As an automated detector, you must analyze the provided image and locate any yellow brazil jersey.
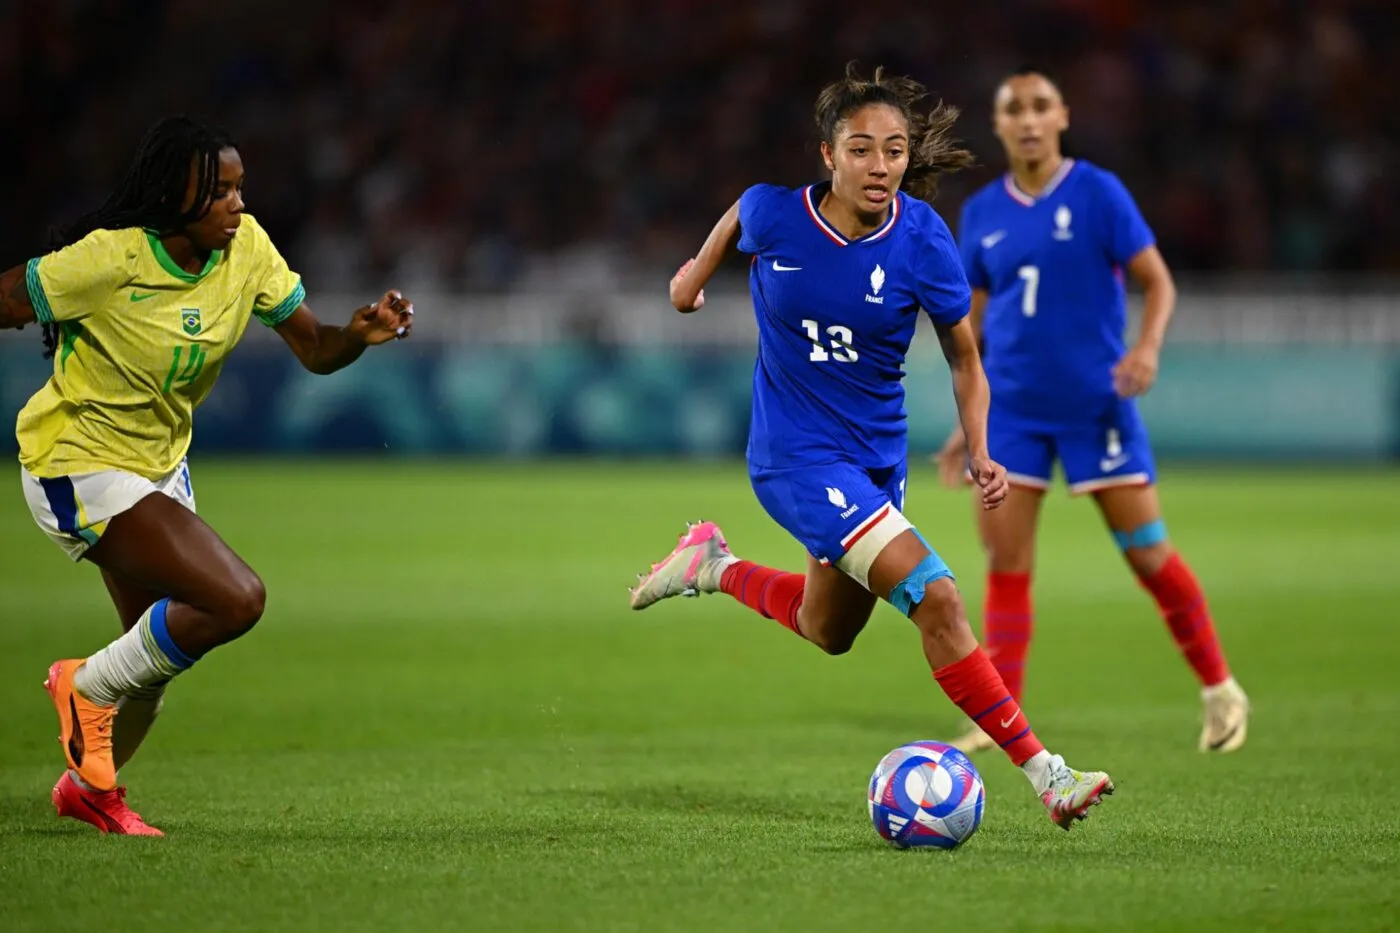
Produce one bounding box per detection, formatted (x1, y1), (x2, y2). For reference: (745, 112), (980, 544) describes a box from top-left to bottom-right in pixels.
(16, 214), (303, 481)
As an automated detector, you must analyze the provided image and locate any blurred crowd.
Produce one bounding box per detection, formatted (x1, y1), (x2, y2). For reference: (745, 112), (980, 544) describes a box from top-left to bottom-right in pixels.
(5, 0), (1397, 294)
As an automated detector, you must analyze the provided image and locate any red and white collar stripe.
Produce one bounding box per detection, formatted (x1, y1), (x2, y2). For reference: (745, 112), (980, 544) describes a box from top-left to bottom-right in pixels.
(803, 184), (901, 246)
(1003, 158), (1076, 207)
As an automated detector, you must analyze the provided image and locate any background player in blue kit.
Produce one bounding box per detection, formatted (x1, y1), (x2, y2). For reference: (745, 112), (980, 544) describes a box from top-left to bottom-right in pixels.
(935, 70), (1249, 754)
(629, 63), (1113, 831)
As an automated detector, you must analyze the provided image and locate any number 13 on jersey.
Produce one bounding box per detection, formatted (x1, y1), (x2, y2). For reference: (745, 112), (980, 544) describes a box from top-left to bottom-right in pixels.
(803, 319), (858, 363)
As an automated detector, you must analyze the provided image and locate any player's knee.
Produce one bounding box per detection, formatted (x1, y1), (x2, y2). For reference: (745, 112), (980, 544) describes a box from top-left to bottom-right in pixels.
(910, 578), (965, 636)
(810, 625), (860, 656)
(1112, 520), (1173, 578)
(798, 609), (861, 655)
(219, 571), (266, 638)
(1126, 541), (1173, 579)
(983, 538), (1034, 574)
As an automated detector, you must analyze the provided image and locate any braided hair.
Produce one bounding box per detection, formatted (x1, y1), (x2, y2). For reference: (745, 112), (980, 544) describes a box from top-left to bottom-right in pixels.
(41, 115), (235, 357)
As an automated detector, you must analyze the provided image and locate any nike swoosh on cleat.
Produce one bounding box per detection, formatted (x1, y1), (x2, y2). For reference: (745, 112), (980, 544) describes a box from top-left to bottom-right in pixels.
(67, 693), (84, 766)
(1210, 725), (1241, 750)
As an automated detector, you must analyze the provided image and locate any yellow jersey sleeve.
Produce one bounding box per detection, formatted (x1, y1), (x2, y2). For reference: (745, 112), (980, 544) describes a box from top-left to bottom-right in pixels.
(245, 216), (305, 328)
(26, 229), (136, 325)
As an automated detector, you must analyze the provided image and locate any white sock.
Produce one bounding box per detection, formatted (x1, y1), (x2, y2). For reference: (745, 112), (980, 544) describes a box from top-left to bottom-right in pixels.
(697, 555), (740, 593)
(74, 602), (192, 706)
(113, 681), (168, 771)
(1021, 749), (1056, 795)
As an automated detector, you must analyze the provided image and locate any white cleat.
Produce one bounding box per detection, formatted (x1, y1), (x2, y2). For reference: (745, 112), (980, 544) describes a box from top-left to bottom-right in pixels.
(1200, 677), (1249, 753)
(1040, 755), (1114, 831)
(628, 521), (734, 611)
(949, 722), (996, 754)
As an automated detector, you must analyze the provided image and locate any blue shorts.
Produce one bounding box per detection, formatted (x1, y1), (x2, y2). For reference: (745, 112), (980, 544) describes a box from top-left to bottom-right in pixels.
(988, 402), (1157, 495)
(750, 459), (908, 565)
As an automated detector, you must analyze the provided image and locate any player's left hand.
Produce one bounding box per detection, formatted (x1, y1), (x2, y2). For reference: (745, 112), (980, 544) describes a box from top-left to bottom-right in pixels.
(349, 290), (415, 345)
(968, 456), (1008, 511)
(1113, 343), (1159, 397)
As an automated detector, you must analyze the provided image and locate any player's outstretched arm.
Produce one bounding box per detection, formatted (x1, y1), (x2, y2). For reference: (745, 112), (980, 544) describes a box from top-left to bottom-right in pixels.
(1113, 246), (1175, 397)
(0, 263), (37, 330)
(936, 315), (1006, 510)
(670, 201), (740, 313)
(274, 289), (414, 375)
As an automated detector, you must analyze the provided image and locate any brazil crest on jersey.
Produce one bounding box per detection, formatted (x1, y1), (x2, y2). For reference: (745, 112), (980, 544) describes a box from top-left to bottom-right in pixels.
(957, 159), (1155, 424)
(737, 183), (970, 470)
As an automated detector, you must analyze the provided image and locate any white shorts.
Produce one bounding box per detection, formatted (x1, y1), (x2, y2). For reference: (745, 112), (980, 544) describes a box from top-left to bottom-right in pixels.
(20, 460), (196, 561)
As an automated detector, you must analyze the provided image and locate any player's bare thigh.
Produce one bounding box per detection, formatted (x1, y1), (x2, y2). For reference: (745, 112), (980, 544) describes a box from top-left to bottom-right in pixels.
(796, 552), (878, 655)
(975, 483), (1045, 575)
(1093, 482), (1172, 576)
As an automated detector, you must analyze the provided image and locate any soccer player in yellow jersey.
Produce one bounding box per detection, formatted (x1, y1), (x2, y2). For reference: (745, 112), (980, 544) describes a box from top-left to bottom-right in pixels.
(0, 116), (415, 836)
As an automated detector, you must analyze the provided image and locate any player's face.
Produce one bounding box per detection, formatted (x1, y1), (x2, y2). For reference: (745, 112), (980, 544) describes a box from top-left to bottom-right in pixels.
(182, 147), (245, 251)
(822, 104), (909, 218)
(993, 75), (1069, 165)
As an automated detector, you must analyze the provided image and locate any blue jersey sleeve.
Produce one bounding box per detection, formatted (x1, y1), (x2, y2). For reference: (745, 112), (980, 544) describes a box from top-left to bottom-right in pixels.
(1095, 171), (1155, 266)
(914, 216), (972, 326)
(737, 184), (784, 255)
(957, 198), (990, 290)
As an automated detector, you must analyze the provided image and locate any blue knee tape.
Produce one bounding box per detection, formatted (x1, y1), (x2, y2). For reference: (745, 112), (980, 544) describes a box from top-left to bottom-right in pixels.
(888, 552), (955, 617)
(1112, 519), (1167, 551)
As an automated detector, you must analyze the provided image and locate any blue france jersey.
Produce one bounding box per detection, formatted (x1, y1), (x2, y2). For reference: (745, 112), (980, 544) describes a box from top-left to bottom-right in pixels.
(738, 183), (970, 470)
(958, 159), (1155, 423)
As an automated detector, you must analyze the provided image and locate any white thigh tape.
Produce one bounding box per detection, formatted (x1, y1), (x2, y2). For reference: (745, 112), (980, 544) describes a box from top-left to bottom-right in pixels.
(835, 505), (914, 590)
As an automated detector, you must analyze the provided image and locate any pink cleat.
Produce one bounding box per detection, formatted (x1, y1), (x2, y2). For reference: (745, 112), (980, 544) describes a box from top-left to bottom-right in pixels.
(628, 520), (735, 610)
(52, 771), (164, 836)
(1039, 755), (1114, 831)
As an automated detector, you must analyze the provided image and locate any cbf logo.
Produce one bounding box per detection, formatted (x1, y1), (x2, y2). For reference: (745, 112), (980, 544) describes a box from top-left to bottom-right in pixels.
(864, 264), (886, 305)
(181, 308), (202, 336)
(1053, 205), (1073, 241)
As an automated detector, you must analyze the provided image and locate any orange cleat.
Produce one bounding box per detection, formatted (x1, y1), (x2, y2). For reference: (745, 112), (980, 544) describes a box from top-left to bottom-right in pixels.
(52, 771), (163, 836)
(43, 660), (116, 793)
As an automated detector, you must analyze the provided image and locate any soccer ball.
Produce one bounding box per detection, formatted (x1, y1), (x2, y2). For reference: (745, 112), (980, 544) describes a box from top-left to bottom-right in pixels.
(868, 740), (985, 849)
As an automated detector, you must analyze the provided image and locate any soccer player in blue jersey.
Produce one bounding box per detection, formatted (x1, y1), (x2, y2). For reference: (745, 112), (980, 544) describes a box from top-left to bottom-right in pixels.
(628, 64), (1113, 831)
(934, 70), (1249, 754)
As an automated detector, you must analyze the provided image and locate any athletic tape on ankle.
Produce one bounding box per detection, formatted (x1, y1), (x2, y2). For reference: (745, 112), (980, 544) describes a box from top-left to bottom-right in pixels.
(888, 551), (954, 617)
(834, 505), (913, 590)
(1112, 519), (1167, 551)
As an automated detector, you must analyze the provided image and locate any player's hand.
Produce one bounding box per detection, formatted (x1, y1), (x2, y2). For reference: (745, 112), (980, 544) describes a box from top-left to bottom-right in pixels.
(932, 427), (971, 489)
(968, 455), (1008, 511)
(1113, 343), (1159, 397)
(670, 259), (705, 312)
(348, 290), (414, 346)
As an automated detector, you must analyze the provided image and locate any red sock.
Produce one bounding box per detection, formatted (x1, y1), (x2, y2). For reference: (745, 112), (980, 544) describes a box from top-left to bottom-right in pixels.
(720, 561), (805, 637)
(984, 572), (1033, 702)
(1139, 553), (1231, 687)
(934, 647), (1045, 766)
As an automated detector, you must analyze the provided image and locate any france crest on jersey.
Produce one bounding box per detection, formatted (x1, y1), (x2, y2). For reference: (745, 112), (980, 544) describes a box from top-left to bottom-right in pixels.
(737, 182), (971, 472)
(958, 159), (1155, 425)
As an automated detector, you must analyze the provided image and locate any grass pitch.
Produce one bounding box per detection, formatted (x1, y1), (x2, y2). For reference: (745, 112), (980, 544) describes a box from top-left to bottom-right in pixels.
(1, 460), (1397, 932)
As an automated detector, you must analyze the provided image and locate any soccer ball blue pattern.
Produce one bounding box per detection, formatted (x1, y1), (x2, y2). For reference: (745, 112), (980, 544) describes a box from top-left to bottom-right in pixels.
(868, 740), (985, 849)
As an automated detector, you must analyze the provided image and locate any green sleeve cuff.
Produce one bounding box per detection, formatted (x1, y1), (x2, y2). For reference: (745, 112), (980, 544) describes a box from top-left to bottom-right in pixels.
(256, 279), (305, 328)
(25, 258), (54, 325)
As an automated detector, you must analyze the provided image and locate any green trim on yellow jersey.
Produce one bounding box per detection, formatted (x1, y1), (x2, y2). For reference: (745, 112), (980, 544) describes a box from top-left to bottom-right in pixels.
(25, 257), (55, 325)
(255, 279), (305, 328)
(144, 230), (223, 283)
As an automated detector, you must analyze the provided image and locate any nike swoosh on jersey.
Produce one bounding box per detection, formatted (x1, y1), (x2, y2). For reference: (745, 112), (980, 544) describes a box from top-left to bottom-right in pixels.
(980, 231), (1007, 249)
(129, 292), (158, 302)
(772, 261), (802, 272)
